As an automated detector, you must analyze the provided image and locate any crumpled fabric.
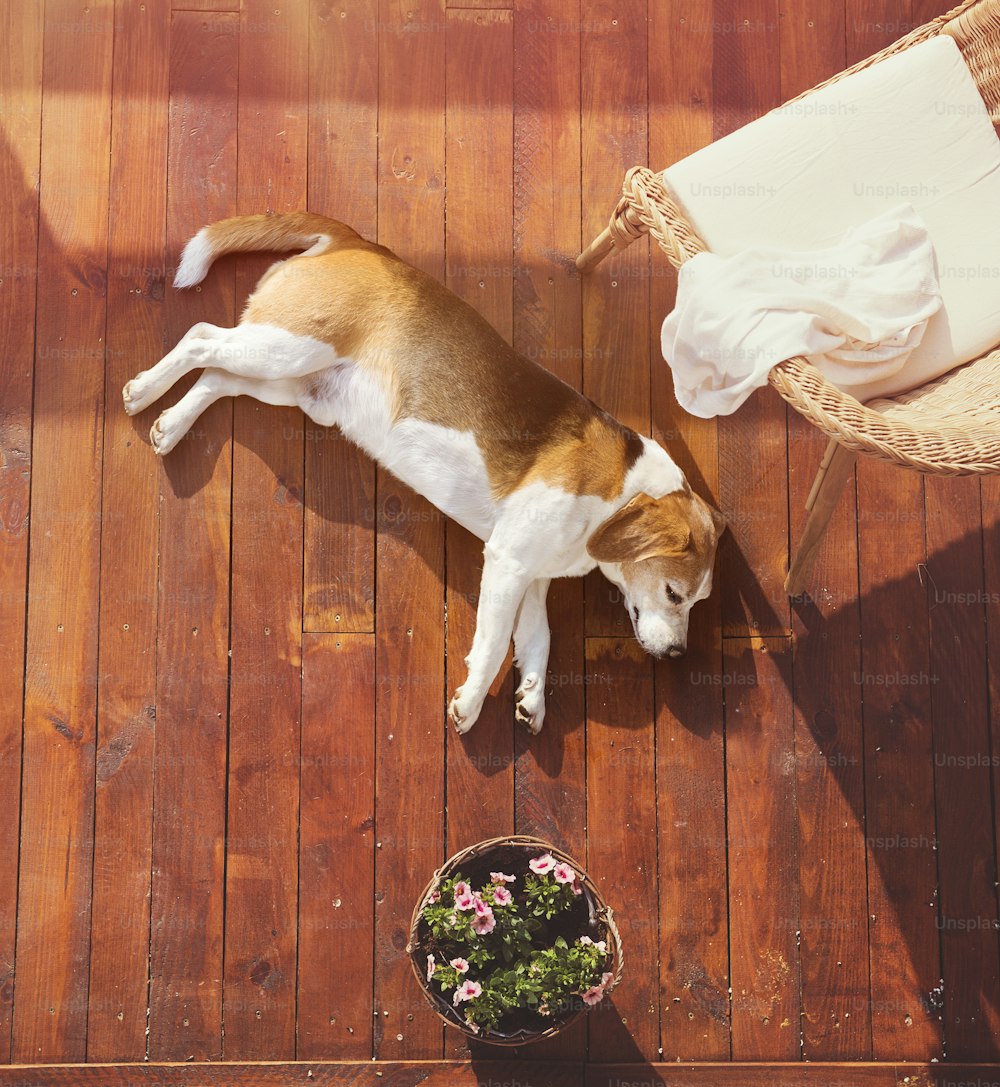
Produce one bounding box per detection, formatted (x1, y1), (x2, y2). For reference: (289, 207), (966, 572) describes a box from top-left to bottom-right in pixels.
(661, 203), (943, 418)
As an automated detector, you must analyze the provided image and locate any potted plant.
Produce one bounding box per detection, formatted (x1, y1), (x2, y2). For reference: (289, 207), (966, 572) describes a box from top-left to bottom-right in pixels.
(407, 835), (622, 1044)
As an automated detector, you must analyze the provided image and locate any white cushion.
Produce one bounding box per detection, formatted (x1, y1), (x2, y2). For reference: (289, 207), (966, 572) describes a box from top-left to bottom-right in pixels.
(663, 35), (1000, 402)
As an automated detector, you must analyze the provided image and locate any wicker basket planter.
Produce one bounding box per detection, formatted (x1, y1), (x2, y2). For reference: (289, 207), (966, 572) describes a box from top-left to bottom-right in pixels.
(406, 835), (623, 1045)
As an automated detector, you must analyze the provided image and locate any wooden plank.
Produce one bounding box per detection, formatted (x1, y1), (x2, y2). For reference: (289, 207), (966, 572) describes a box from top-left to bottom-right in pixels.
(648, 0), (729, 1062)
(3, 1061), (1000, 1087)
(0, 0), (42, 1062)
(846, 0), (943, 1061)
(778, 0), (871, 1062)
(11, 0), (114, 1063)
(580, 0), (650, 639)
(923, 475), (999, 1060)
(298, 634), (376, 1059)
(300, 2), (379, 1056)
(373, 0), (447, 1061)
(303, 0), (378, 634)
(0, 1061), (583, 1087)
(847, 0), (917, 59)
(588, 1064), (900, 1087)
(586, 638), (659, 1061)
(87, 0), (169, 1061)
(855, 461), (941, 1060)
(510, 0), (588, 1060)
(222, 0), (309, 1059)
(173, 1), (240, 10)
(442, 4), (515, 864)
(724, 637), (800, 1060)
(712, 0), (788, 638)
(147, 11), (238, 1061)
(788, 443), (869, 1061)
(987, 476), (1000, 1055)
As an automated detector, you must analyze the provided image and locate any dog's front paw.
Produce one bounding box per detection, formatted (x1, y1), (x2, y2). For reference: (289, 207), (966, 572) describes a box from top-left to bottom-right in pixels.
(515, 673), (545, 735)
(448, 688), (482, 735)
(150, 410), (183, 456)
(123, 372), (157, 416)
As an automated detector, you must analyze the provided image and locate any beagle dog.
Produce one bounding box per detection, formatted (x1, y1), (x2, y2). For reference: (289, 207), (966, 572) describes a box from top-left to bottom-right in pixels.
(124, 213), (725, 734)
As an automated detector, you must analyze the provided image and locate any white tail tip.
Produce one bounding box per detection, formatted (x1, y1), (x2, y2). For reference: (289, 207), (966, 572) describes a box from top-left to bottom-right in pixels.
(173, 229), (214, 288)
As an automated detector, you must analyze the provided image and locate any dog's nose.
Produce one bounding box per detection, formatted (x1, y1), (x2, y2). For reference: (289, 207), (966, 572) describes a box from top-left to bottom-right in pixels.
(666, 644), (686, 658)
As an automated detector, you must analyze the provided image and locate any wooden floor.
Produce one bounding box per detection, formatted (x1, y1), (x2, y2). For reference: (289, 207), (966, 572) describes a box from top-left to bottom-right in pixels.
(2, 0), (1000, 1078)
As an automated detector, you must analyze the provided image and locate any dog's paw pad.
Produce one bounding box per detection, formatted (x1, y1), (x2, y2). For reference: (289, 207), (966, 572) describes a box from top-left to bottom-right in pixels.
(149, 414), (177, 456)
(448, 690), (475, 734)
(515, 674), (545, 735)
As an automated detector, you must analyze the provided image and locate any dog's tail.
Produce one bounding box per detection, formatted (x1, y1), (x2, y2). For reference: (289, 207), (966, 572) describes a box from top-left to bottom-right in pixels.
(173, 212), (358, 289)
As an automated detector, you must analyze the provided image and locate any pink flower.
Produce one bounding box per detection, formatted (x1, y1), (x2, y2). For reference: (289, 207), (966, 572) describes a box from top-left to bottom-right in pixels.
(600, 971), (615, 990)
(454, 886), (478, 913)
(471, 907), (496, 935)
(464, 1015), (480, 1034)
(492, 886), (513, 907)
(570, 880), (583, 896)
(453, 980), (482, 1005)
(426, 954), (436, 981)
(553, 862), (576, 884)
(429, 889), (441, 903)
(490, 871), (516, 884)
(449, 957), (469, 973)
(581, 985), (605, 1006)
(529, 853), (556, 875)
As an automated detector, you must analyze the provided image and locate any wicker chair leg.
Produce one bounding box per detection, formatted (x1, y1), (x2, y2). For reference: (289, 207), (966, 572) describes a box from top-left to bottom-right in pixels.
(576, 226), (616, 273)
(785, 440), (858, 596)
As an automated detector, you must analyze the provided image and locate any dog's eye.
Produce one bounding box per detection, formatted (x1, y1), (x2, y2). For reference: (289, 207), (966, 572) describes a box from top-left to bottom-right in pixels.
(665, 584), (682, 606)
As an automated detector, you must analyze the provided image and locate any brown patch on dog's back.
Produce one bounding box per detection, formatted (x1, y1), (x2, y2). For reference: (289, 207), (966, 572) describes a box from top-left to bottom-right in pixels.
(242, 223), (645, 500)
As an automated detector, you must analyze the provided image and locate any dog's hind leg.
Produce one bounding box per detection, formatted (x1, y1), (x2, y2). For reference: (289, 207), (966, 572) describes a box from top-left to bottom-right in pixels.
(125, 323), (339, 417)
(149, 369), (302, 455)
(123, 322), (230, 415)
(512, 578), (550, 734)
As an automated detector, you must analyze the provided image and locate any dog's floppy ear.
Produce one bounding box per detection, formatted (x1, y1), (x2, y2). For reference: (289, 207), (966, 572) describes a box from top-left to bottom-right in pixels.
(587, 492), (692, 564)
(710, 503), (727, 539)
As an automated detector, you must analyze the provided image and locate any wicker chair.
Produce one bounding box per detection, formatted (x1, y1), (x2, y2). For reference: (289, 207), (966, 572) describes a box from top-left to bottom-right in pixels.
(578, 0), (1000, 595)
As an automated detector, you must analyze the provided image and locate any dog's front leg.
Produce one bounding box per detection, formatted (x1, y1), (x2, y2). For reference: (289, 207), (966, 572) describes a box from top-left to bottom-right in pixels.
(448, 545), (532, 735)
(512, 578), (550, 734)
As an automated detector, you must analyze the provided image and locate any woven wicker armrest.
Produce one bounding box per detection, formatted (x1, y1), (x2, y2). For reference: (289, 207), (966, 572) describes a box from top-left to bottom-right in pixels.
(609, 165), (1000, 475)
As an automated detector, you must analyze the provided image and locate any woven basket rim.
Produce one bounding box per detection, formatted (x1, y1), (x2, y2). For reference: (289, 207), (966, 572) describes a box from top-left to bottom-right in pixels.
(406, 835), (623, 1046)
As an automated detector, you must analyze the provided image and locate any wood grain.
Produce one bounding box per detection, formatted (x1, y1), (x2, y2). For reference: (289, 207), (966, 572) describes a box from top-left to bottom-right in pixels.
(844, 0), (945, 1063)
(511, 0), (588, 1059)
(586, 638), (659, 1062)
(724, 637), (800, 1060)
(298, 634), (376, 1059)
(0, 1060), (582, 1087)
(223, 0), (309, 1059)
(712, 0), (789, 638)
(373, 0), (447, 1061)
(648, 0), (730, 1062)
(581, 0), (650, 639)
(855, 460), (941, 1060)
(87, 0), (169, 1061)
(443, 6), (516, 869)
(147, 12), (238, 1061)
(0, 0), (42, 1061)
(303, 0), (378, 635)
(12, 0), (113, 1062)
(924, 475), (999, 1060)
(777, 0), (871, 1061)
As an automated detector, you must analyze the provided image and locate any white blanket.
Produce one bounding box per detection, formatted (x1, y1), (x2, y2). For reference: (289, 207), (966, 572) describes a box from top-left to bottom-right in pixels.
(660, 205), (943, 418)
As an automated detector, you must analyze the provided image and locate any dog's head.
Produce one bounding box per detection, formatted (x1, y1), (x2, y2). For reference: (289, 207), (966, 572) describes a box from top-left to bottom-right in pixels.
(587, 488), (726, 658)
